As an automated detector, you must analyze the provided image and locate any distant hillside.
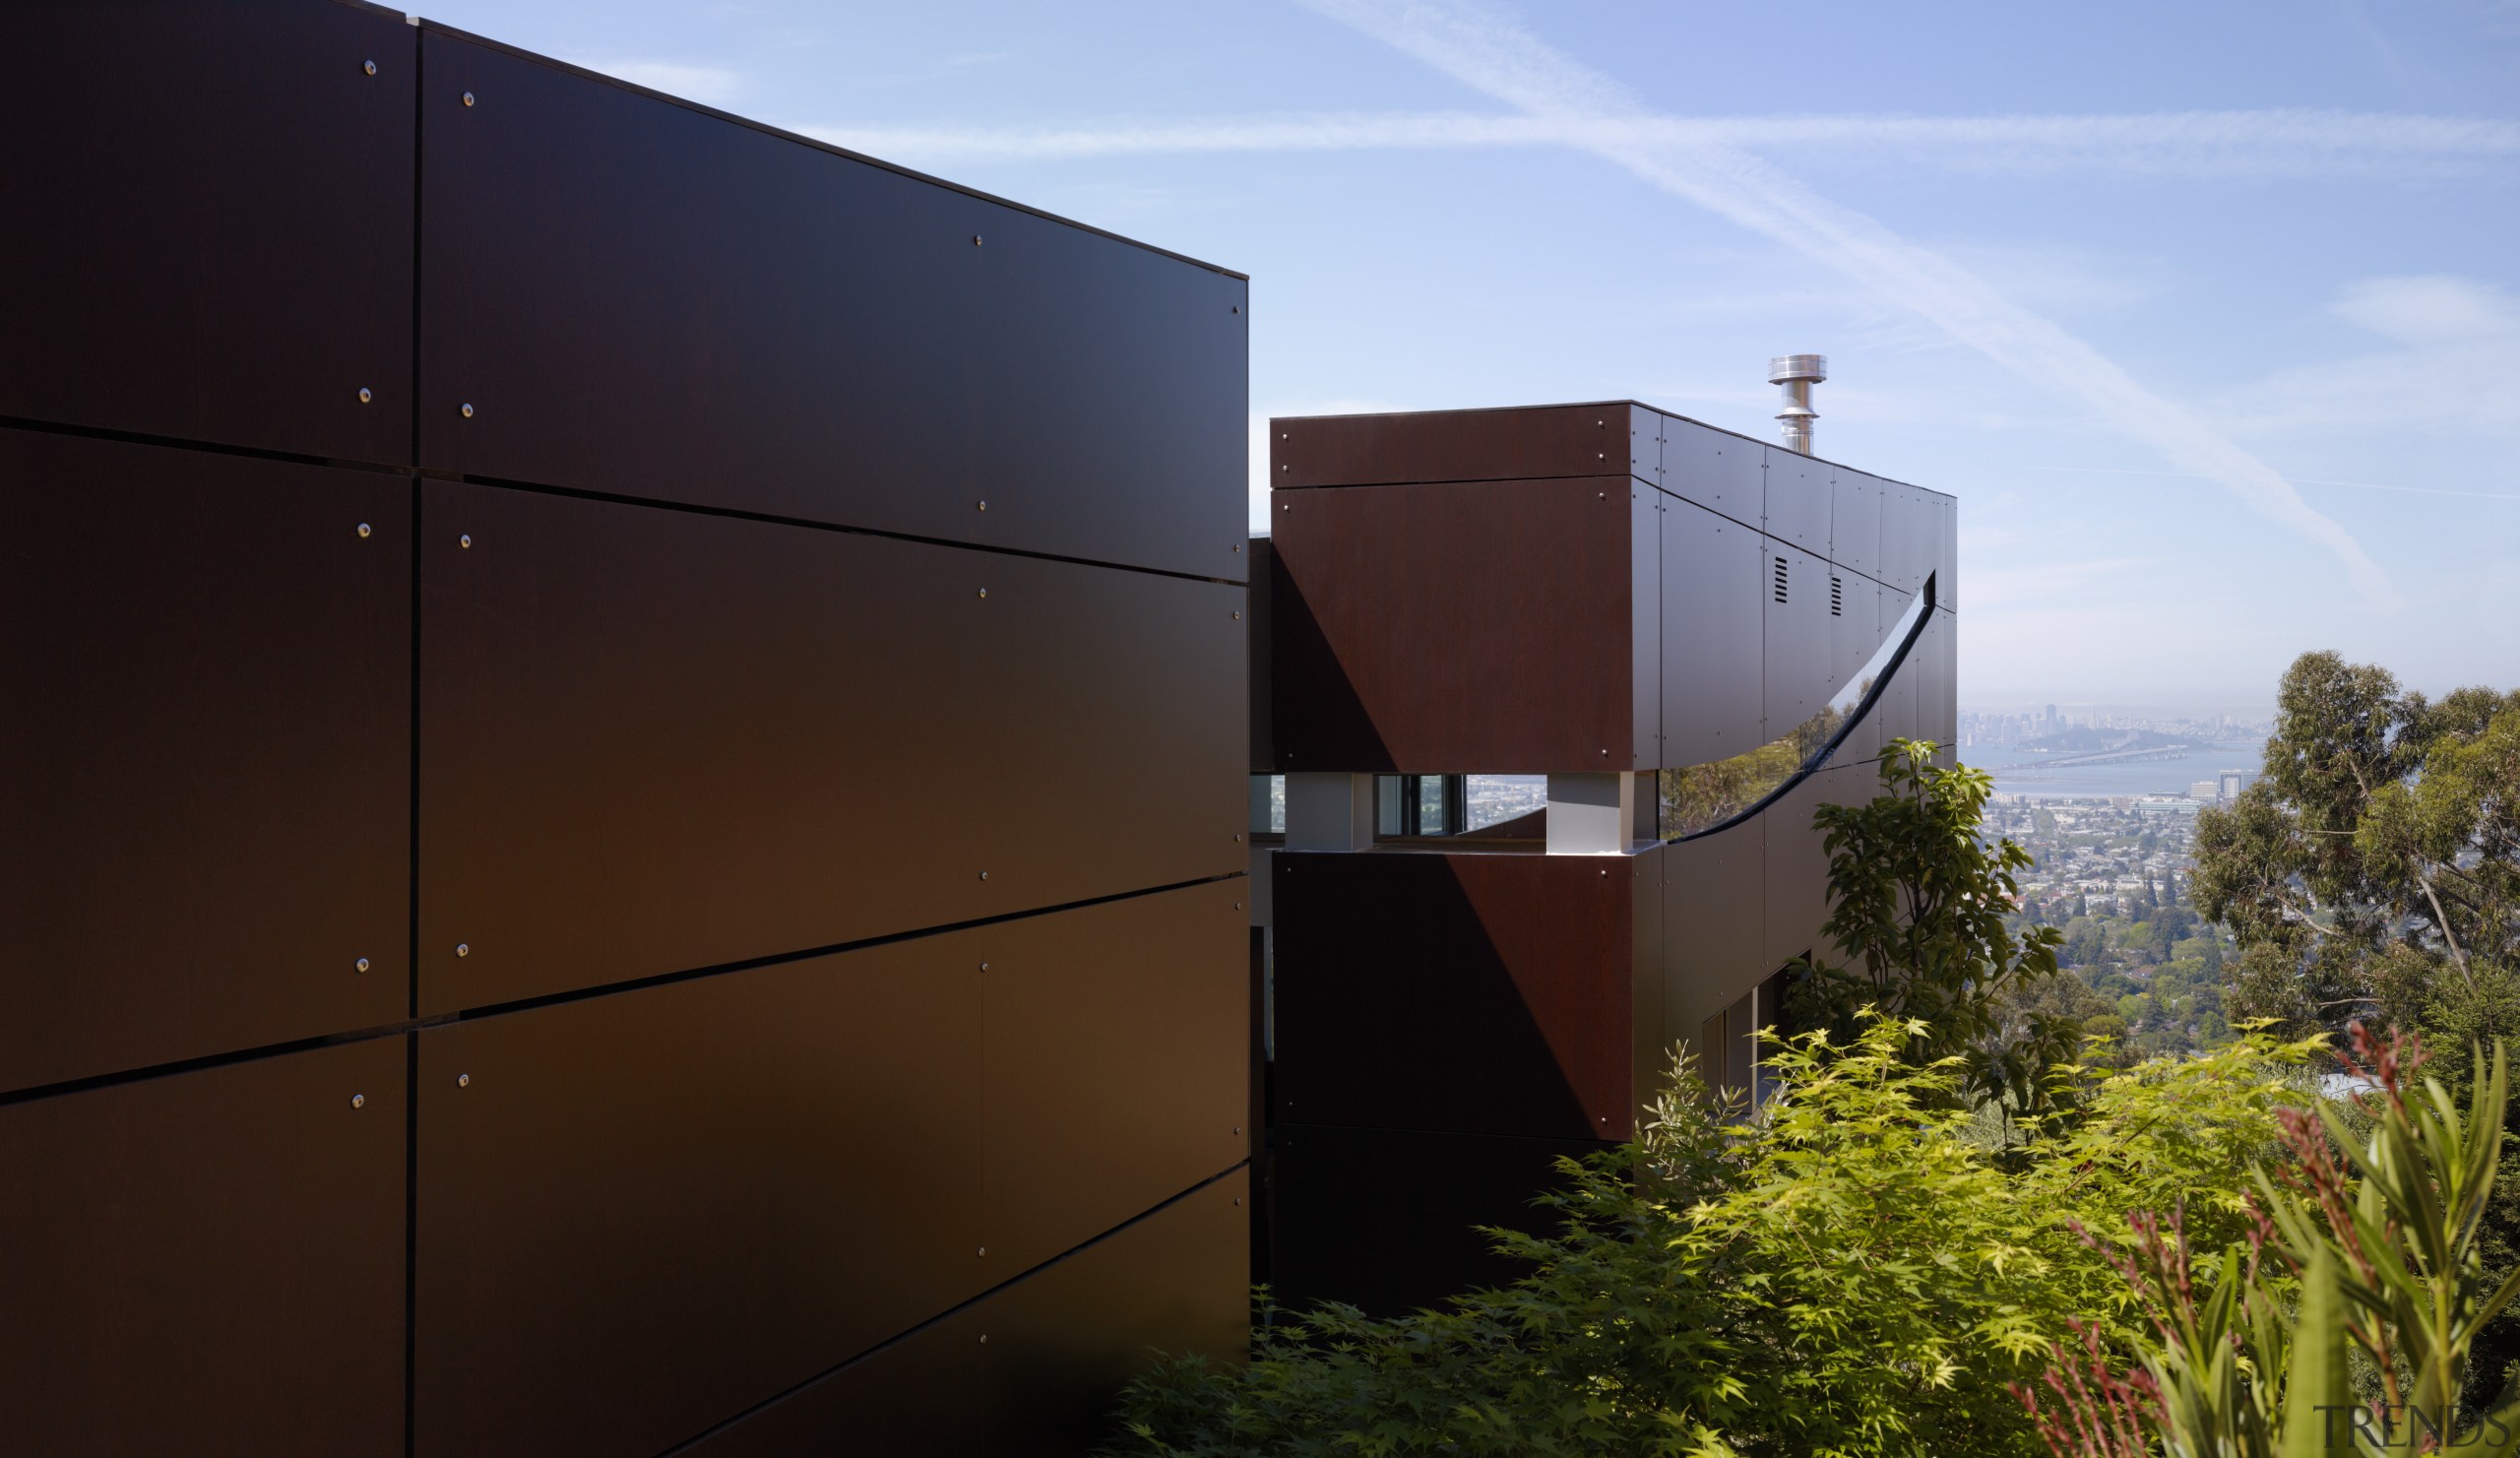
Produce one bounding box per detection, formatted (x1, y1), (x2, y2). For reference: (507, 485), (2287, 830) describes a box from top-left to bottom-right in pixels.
(2020, 727), (2204, 755)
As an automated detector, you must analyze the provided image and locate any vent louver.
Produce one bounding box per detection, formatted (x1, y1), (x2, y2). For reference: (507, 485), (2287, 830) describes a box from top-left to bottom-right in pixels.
(1772, 556), (1789, 603)
(1830, 575), (1843, 616)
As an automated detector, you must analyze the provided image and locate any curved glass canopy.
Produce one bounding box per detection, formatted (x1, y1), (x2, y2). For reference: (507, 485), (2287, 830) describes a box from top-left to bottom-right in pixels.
(1658, 574), (1936, 841)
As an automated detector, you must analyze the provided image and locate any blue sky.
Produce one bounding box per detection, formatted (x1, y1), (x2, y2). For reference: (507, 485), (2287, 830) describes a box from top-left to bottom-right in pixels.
(417, 0), (2520, 712)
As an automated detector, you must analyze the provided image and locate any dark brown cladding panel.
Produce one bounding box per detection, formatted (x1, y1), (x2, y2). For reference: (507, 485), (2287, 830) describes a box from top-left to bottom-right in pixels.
(1272, 851), (1642, 1141)
(1273, 402), (1656, 489)
(1270, 476), (1639, 773)
(417, 30), (1245, 581)
(679, 1171), (1249, 1458)
(0, 1039), (406, 1458)
(418, 887), (1242, 1458)
(418, 480), (1244, 1014)
(0, 0), (414, 463)
(0, 429), (410, 1093)
(981, 880), (1249, 1277)
(1270, 1123), (1605, 1318)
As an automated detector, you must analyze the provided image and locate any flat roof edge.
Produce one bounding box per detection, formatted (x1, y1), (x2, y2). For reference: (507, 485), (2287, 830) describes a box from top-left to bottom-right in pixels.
(405, 16), (1249, 283)
(1267, 400), (1947, 498)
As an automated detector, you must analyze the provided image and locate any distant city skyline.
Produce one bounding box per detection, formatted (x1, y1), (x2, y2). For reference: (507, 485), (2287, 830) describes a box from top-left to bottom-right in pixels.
(417, 0), (2520, 704)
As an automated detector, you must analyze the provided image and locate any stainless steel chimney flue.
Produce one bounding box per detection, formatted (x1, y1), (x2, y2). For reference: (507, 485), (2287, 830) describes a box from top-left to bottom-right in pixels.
(1768, 353), (1827, 455)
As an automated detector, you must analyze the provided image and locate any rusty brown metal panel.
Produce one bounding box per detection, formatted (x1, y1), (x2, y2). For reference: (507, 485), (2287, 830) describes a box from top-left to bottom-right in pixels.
(1829, 570), (1886, 693)
(0, 0), (413, 462)
(419, 480), (1244, 1014)
(1270, 476), (1638, 774)
(678, 1171), (1248, 1458)
(1762, 766), (1849, 972)
(1762, 446), (1830, 556)
(1920, 607), (1960, 756)
(1880, 481), (1937, 597)
(1871, 586), (1924, 746)
(1247, 537), (1275, 773)
(1936, 492), (1960, 611)
(417, 886), (1244, 1458)
(417, 30), (1244, 580)
(1625, 403), (1663, 490)
(1663, 821), (1768, 1049)
(1630, 842), (1670, 1114)
(1273, 404), (1643, 488)
(0, 1039), (406, 1458)
(975, 1170), (1249, 1456)
(1631, 486), (1664, 770)
(1764, 536), (1844, 740)
(1661, 498), (1766, 769)
(415, 944), (987, 1458)
(1659, 414), (1764, 531)
(1273, 850), (1637, 1141)
(1831, 467), (1883, 579)
(979, 882), (1248, 1277)
(1763, 536), (1835, 742)
(0, 428), (410, 1093)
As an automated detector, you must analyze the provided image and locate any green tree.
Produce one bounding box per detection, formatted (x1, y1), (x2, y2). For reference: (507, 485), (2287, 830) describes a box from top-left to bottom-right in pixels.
(1786, 738), (2075, 1119)
(2191, 650), (2520, 1411)
(2191, 651), (2520, 1042)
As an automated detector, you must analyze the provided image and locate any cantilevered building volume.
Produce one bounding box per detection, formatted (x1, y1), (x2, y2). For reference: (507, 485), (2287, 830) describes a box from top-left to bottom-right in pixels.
(1248, 401), (1957, 1312)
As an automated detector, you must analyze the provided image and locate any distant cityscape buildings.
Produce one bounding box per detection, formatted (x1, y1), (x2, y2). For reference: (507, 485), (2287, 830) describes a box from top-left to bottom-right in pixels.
(1959, 708), (2270, 753)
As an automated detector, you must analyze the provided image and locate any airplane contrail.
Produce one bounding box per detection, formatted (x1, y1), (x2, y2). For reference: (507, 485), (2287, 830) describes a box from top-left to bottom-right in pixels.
(1295, 0), (2401, 606)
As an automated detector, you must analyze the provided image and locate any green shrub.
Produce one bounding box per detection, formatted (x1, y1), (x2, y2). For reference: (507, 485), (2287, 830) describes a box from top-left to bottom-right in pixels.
(1111, 1017), (2318, 1457)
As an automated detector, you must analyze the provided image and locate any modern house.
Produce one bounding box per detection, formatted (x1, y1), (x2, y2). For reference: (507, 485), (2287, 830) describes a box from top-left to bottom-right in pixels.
(0, 3), (1248, 1453)
(1246, 400), (1957, 1312)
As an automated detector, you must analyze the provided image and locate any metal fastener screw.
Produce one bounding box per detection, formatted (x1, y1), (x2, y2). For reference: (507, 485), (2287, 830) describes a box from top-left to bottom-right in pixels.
(1231, 304), (1239, 314)
(456, 942), (470, 956)
(1234, 1196), (1243, 1205)
(1231, 610), (1240, 620)
(1233, 833), (1243, 842)
(460, 534), (472, 548)
(350, 1093), (366, 1109)
(979, 1334), (988, 1344)
(977, 588), (987, 599)
(1233, 1126), (1242, 1135)
(458, 1073), (471, 1088)
(1234, 901), (1243, 910)
(1280, 464), (1288, 472)
(978, 870), (989, 881)
(355, 956), (371, 972)
(1232, 543), (1242, 552)
(358, 386), (373, 404)
(462, 91), (475, 106)
(976, 500), (987, 512)
(979, 962), (989, 972)
(460, 403), (474, 417)
(364, 60), (377, 76)
(977, 1246), (987, 1256)
(357, 523), (372, 539)
(972, 234), (982, 246)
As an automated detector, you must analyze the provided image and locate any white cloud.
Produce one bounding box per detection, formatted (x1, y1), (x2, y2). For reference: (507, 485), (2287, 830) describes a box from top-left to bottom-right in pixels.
(2330, 274), (2520, 344)
(1294, 0), (2397, 606)
(575, 59), (744, 104)
(2224, 276), (2520, 437)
